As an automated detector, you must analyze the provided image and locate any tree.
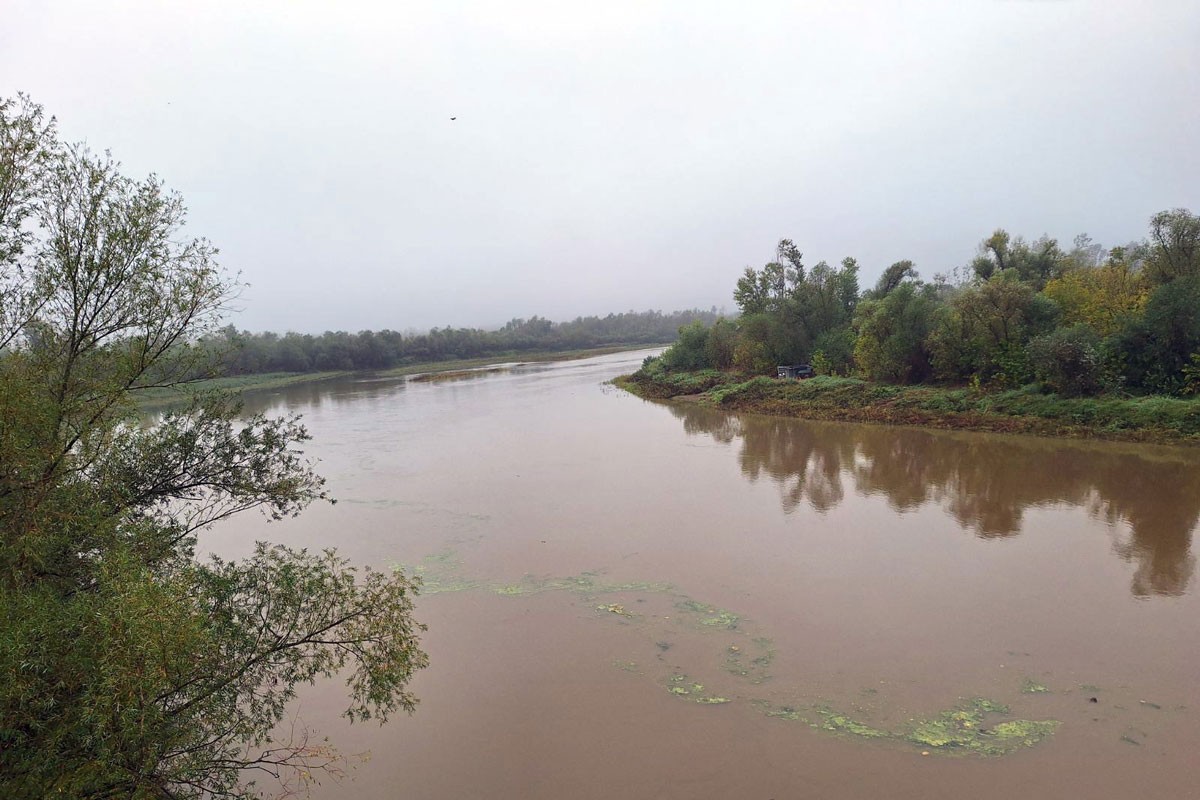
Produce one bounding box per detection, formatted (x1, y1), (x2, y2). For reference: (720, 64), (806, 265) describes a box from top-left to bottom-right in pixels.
(732, 240), (804, 318)
(969, 229), (1064, 290)
(659, 320), (712, 370)
(704, 317), (737, 370)
(1042, 258), (1148, 337)
(1026, 326), (1105, 396)
(927, 272), (1058, 385)
(870, 259), (917, 299)
(1107, 276), (1200, 394)
(1144, 208), (1200, 285)
(852, 281), (938, 383)
(0, 96), (427, 798)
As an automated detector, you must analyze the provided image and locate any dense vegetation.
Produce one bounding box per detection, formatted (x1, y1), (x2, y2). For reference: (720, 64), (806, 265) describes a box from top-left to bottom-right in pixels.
(1, 96), (427, 796)
(200, 308), (721, 377)
(644, 213), (1200, 401)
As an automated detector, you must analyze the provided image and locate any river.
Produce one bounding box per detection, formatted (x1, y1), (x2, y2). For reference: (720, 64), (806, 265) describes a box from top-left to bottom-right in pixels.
(207, 348), (1200, 799)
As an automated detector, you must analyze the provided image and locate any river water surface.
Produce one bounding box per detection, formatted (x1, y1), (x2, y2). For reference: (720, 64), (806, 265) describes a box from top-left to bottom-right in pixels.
(209, 349), (1200, 799)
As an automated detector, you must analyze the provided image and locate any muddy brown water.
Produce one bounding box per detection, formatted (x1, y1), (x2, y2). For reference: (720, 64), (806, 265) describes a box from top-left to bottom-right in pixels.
(204, 350), (1200, 800)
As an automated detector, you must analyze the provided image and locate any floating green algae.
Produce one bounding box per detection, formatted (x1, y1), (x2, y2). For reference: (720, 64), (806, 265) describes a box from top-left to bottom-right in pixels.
(814, 708), (890, 739)
(904, 699), (1059, 755)
(665, 674), (731, 705)
(596, 603), (635, 618)
(400, 547), (1067, 757)
(724, 641), (774, 684)
(674, 599), (740, 630)
(762, 697), (1059, 756)
(391, 562), (484, 595)
(493, 572), (674, 598)
(1021, 678), (1050, 694)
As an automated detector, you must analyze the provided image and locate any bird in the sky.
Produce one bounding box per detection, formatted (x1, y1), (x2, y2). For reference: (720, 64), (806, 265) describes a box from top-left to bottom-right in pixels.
(450, 116), (457, 121)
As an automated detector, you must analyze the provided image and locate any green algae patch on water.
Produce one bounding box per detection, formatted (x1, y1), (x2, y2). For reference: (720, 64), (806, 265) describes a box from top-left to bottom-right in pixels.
(398, 551), (1064, 757)
(494, 572), (674, 599)
(1021, 678), (1051, 694)
(674, 599), (741, 630)
(904, 699), (1060, 756)
(760, 703), (888, 741)
(664, 674), (731, 705)
(762, 704), (805, 722)
(760, 697), (1059, 757)
(814, 708), (890, 739)
(724, 641), (775, 684)
(390, 563), (484, 595)
(596, 603), (635, 618)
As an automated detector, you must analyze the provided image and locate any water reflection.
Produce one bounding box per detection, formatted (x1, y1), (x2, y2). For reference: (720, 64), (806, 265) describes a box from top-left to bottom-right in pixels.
(666, 402), (1200, 598)
(235, 374), (408, 415)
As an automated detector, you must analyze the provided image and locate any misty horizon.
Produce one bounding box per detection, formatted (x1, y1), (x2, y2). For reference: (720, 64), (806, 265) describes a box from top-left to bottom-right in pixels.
(3, 2), (1196, 333)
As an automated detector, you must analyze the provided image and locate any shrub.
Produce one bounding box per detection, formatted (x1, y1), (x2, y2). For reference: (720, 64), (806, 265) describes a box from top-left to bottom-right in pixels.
(659, 321), (712, 370)
(1026, 326), (1104, 396)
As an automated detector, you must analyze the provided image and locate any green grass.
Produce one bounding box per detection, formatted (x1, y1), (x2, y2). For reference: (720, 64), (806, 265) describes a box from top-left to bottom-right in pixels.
(617, 366), (1200, 445)
(133, 371), (349, 408)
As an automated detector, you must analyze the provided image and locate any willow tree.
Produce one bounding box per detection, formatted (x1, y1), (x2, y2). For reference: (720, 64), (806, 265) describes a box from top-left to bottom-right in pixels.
(0, 95), (426, 798)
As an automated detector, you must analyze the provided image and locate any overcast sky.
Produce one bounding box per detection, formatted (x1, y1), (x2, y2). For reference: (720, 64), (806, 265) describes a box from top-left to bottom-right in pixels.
(3, 1), (1197, 333)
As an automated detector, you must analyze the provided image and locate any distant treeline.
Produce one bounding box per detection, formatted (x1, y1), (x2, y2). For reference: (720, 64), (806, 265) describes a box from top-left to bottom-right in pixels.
(650, 208), (1200, 398)
(204, 309), (722, 375)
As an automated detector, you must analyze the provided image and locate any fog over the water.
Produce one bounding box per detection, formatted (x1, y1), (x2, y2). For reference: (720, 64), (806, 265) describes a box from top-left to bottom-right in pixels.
(3, 1), (1196, 333)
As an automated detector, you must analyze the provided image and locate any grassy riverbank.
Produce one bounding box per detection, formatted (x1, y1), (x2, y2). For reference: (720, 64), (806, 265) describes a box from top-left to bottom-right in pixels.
(135, 344), (664, 408)
(615, 364), (1200, 446)
(134, 371), (350, 408)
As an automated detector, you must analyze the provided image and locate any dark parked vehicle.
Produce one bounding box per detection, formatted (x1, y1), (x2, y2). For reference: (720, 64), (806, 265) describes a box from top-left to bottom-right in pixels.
(777, 364), (815, 379)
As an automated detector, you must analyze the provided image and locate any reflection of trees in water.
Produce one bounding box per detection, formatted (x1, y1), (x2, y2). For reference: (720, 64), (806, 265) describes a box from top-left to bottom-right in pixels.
(1091, 470), (1198, 597)
(236, 376), (409, 416)
(665, 402), (1200, 597)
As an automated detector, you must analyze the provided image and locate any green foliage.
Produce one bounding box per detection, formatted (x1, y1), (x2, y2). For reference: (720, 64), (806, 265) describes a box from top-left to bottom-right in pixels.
(812, 327), (856, 375)
(705, 317), (738, 369)
(1042, 259), (1148, 337)
(730, 241), (859, 372)
(871, 259), (917, 298)
(200, 308), (720, 378)
(852, 281), (938, 383)
(655, 212), (1200, 398)
(1183, 353), (1200, 396)
(1026, 326), (1104, 396)
(809, 350), (832, 376)
(969, 229), (1064, 290)
(1108, 276), (1200, 394)
(733, 312), (794, 374)
(659, 320), (713, 370)
(0, 96), (427, 798)
(621, 357), (728, 399)
(928, 273), (1057, 386)
(1144, 208), (1200, 285)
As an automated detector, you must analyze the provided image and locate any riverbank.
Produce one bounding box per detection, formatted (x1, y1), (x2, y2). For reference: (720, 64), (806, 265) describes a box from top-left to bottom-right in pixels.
(135, 344), (665, 408)
(614, 367), (1200, 446)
